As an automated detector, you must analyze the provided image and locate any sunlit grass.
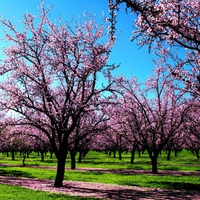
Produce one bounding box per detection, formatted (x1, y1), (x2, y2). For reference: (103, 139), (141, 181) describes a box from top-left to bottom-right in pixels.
(0, 152), (57, 167)
(0, 149), (199, 191)
(0, 149), (199, 171)
(0, 165), (199, 190)
(0, 184), (101, 200)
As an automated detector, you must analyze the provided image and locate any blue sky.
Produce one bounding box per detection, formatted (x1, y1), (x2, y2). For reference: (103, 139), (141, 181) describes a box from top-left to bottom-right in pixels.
(0, 0), (156, 82)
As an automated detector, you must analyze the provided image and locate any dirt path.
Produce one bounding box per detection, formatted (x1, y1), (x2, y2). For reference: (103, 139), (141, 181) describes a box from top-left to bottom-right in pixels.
(0, 175), (200, 200)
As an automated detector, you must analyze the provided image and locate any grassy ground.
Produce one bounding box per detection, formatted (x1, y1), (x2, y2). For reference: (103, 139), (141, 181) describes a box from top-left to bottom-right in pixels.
(0, 150), (199, 191)
(1, 149), (199, 170)
(0, 184), (100, 200)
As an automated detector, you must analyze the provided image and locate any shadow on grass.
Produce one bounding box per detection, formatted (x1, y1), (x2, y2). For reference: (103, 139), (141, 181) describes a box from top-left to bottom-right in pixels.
(61, 183), (200, 200)
(0, 174), (200, 199)
(81, 160), (145, 167)
(81, 161), (123, 165)
(146, 181), (200, 191)
(158, 166), (180, 171)
(165, 182), (200, 191)
(46, 192), (100, 200)
(128, 166), (147, 170)
(0, 168), (34, 178)
(43, 159), (57, 164)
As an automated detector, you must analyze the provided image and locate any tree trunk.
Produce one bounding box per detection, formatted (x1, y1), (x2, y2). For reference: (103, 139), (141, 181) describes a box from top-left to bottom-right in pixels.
(118, 135), (122, 160)
(118, 149), (122, 160)
(118, 150), (122, 160)
(195, 150), (200, 158)
(50, 151), (53, 158)
(83, 149), (89, 158)
(147, 149), (159, 174)
(78, 151), (82, 163)
(113, 150), (116, 158)
(11, 150), (15, 160)
(167, 149), (171, 161)
(54, 150), (67, 187)
(41, 151), (44, 162)
(130, 148), (136, 164)
(22, 153), (26, 166)
(174, 149), (178, 157)
(151, 152), (158, 174)
(70, 151), (76, 169)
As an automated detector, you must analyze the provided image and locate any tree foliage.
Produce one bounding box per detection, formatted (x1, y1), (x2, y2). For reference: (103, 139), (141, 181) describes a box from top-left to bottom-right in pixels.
(0, 5), (117, 187)
(108, 0), (200, 94)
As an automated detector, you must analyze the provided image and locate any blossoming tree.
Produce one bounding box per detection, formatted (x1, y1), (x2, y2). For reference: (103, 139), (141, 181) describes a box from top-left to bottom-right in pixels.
(115, 67), (189, 173)
(183, 104), (200, 158)
(108, 0), (200, 94)
(68, 109), (108, 169)
(0, 6), (117, 187)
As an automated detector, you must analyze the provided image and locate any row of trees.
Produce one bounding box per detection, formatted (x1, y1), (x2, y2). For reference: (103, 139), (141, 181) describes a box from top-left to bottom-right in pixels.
(1, 64), (200, 172)
(1, 68), (200, 172)
(95, 68), (200, 173)
(0, 125), (91, 166)
(0, 1), (199, 187)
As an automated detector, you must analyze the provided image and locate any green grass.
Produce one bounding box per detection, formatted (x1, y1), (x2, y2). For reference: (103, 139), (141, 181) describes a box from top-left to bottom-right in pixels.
(0, 165), (199, 191)
(1, 150), (199, 171)
(0, 184), (100, 200)
(0, 149), (199, 192)
(0, 152), (58, 167)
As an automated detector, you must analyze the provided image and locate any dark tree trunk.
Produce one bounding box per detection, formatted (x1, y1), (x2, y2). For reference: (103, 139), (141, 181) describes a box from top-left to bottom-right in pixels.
(70, 151), (76, 169)
(151, 152), (158, 174)
(195, 150), (200, 158)
(78, 151), (82, 163)
(83, 149), (89, 158)
(174, 149), (178, 157)
(148, 150), (159, 174)
(118, 150), (122, 160)
(113, 150), (116, 158)
(118, 135), (122, 160)
(50, 151), (53, 158)
(11, 150), (15, 160)
(54, 149), (67, 187)
(130, 148), (136, 164)
(22, 152), (26, 166)
(41, 151), (44, 162)
(6, 152), (9, 157)
(167, 149), (171, 161)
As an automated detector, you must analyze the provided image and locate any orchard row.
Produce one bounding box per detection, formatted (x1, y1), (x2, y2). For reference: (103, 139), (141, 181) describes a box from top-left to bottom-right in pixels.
(0, 68), (199, 173)
(0, 0), (199, 187)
